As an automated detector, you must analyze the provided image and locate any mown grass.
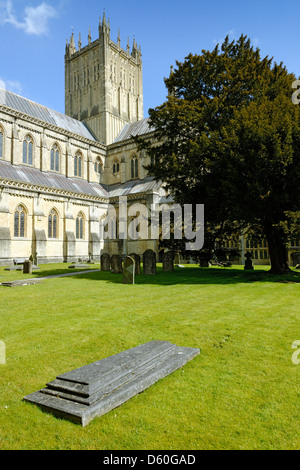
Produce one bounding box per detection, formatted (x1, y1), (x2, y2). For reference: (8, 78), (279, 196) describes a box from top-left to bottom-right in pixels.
(0, 263), (299, 450)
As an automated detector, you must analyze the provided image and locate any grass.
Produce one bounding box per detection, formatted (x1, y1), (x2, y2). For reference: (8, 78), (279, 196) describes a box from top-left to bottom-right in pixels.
(0, 262), (299, 450)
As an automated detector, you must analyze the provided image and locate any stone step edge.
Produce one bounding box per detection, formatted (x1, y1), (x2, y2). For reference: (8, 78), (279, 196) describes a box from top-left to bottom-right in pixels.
(44, 343), (179, 401)
(56, 340), (176, 387)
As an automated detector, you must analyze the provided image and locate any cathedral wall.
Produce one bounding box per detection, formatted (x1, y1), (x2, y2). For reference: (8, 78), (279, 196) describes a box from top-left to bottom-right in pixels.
(0, 108), (106, 184)
(0, 182), (110, 265)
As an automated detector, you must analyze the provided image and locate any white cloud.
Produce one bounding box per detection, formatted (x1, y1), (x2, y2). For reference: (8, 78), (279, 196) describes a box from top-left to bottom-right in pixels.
(1, 1), (57, 36)
(213, 29), (236, 47)
(213, 30), (260, 49)
(0, 77), (22, 94)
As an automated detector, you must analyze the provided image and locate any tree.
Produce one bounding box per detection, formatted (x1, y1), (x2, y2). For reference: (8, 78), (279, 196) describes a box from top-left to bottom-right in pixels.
(137, 35), (300, 273)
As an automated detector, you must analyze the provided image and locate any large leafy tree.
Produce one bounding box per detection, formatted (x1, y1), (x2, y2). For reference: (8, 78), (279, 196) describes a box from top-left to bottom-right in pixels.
(138, 35), (300, 273)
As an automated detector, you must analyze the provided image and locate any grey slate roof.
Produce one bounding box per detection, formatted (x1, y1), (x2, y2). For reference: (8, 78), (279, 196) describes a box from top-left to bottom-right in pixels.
(105, 176), (161, 198)
(0, 160), (161, 200)
(0, 160), (108, 199)
(0, 88), (96, 141)
(113, 117), (155, 143)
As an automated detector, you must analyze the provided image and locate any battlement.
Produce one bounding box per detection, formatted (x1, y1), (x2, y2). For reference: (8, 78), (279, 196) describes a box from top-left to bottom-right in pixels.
(65, 12), (143, 145)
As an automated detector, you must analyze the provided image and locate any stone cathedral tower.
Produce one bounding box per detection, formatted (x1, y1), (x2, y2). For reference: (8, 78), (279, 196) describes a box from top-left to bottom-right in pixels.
(64, 13), (144, 145)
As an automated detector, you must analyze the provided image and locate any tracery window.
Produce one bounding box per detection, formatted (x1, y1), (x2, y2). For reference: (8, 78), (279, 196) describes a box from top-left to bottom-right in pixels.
(48, 209), (58, 239)
(131, 155), (138, 179)
(14, 205), (26, 238)
(50, 144), (60, 172)
(23, 135), (33, 165)
(94, 157), (103, 174)
(113, 159), (119, 175)
(74, 151), (82, 177)
(76, 213), (84, 239)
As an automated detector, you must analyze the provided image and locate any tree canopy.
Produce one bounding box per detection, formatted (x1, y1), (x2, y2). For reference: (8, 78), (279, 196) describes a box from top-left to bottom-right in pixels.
(137, 35), (300, 273)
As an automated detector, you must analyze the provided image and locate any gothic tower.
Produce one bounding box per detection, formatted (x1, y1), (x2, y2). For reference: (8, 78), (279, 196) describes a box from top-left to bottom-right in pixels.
(65, 13), (144, 145)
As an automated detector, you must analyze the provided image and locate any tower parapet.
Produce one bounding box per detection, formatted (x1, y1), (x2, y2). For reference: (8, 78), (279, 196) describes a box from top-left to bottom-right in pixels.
(65, 13), (143, 145)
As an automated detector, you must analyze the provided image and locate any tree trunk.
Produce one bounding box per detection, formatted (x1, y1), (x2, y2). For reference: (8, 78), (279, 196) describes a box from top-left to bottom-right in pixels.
(265, 227), (291, 274)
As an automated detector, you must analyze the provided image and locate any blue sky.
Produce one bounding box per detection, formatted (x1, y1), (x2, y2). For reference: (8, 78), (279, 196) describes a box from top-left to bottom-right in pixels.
(0, 0), (299, 118)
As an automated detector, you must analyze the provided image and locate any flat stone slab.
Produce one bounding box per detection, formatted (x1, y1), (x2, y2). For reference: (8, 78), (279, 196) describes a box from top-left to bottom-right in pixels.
(4, 265), (40, 271)
(1, 279), (44, 287)
(23, 340), (200, 426)
(68, 264), (90, 269)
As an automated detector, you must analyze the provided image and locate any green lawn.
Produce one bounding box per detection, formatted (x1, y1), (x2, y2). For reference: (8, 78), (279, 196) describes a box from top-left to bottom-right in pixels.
(0, 263), (299, 450)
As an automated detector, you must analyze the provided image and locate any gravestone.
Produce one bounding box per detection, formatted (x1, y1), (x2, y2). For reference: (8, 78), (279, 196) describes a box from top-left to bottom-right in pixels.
(111, 254), (123, 274)
(24, 340), (200, 427)
(129, 253), (141, 275)
(143, 249), (156, 275)
(123, 256), (135, 284)
(162, 252), (174, 272)
(101, 253), (111, 271)
(244, 252), (254, 270)
(23, 260), (32, 274)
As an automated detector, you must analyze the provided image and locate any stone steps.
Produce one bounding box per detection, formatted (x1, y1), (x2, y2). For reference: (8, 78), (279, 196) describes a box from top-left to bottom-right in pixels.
(23, 340), (200, 426)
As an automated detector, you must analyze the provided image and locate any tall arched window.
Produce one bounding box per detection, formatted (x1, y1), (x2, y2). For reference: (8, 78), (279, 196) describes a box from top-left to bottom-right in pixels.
(0, 127), (3, 159)
(48, 209), (58, 238)
(74, 151), (82, 177)
(131, 155), (138, 179)
(23, 135), (33, 165)
(76, 213), (84, 239)
(50, 144), (60, 172)
(14, 205), (26, 237)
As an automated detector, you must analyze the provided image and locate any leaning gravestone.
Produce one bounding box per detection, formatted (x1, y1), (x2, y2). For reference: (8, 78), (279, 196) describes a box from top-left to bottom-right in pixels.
(101, 253), (111, 271)
(123, 256), (135, 284)
(23, 260), (32, 274)
(162, 252), (174, 272)
(143, 249), (156, 275)
(129, 253), (141, 275)
(23, 340), (200, 427)
(111, 254), (123, 274)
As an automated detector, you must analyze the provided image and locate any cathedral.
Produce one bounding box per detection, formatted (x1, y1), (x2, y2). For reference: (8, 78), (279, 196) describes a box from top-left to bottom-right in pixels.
(0, 13), (168, 266)
(0, 13), (299, 267)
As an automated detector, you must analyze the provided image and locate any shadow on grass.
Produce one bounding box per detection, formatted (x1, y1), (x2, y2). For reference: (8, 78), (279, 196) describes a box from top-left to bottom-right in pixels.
(49, 265), (300, 286)
(1, 264), (300, 286)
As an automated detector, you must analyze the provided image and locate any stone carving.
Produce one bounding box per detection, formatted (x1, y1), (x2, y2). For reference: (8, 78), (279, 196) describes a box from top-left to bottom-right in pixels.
(111, 254), (123, 274)
(123, 256), (135, 284)
(143, 249), (156, 275)
(101, 253), (111, 271)
(162, 252), (174, 272)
